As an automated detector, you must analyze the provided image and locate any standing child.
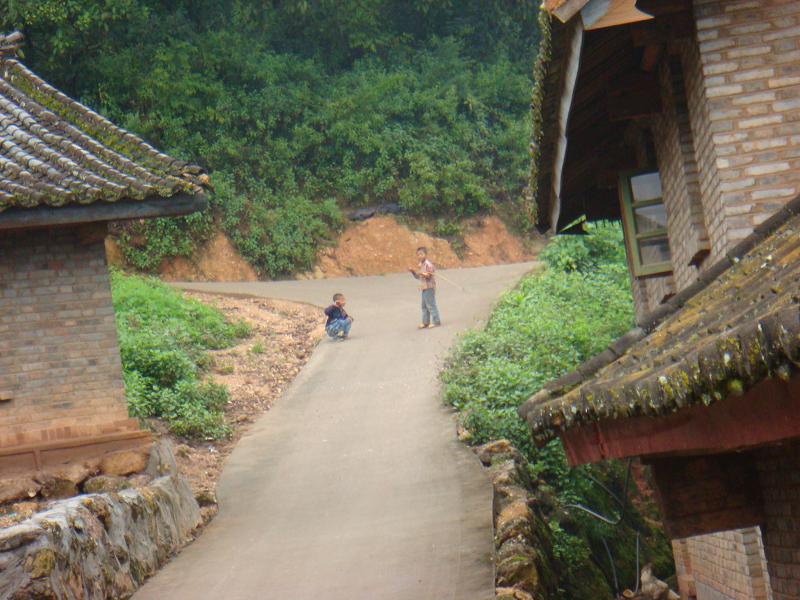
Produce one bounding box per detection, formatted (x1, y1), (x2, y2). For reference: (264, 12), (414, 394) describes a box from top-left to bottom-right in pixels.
(409, 246), (441, 329)
(324, 293), (353, 340)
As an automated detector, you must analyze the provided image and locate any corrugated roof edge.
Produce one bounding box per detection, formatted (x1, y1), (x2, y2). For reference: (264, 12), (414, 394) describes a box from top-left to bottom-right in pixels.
(518, 193), (800, 422)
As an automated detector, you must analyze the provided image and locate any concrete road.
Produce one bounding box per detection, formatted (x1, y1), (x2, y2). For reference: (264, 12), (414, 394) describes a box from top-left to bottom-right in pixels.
(134, 262), (536, 600)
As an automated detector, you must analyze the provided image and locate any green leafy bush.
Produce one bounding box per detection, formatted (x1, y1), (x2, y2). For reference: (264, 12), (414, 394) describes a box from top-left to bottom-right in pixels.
(441, 222), (674, 598)
(1, 1), (540, 276)
(112, 271), (248, 439)
(116, 211), (215, 273)
(539, 219), (628, 274)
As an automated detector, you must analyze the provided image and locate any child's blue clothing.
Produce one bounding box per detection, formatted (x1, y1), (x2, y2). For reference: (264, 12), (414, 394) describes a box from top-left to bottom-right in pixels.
(324, 304), (352, 338)
(326, 318), (352, 339)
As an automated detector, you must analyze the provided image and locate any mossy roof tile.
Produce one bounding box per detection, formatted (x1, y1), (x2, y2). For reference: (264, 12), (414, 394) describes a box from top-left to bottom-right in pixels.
(0, 32), (204, 213)
(519, 196), (800, 445)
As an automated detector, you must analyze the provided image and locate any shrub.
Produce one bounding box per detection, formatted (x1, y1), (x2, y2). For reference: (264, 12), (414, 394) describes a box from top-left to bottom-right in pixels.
(116, 210), (215, 273)
(539, 219), (628, 274)
(441, 221), (674, 598)
(158, 381), (231, 439)
(111, 271), (248, 440)
(1, 2), (540, 276)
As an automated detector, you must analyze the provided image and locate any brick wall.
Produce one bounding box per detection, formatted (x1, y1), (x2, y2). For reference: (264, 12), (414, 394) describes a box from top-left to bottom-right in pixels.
(0, 226), (137, 451)
(630, 273), (676, 318)
(634, 0), (800, 319)
(653, 53), (709, 291)
(681, 16), (727, 264)
(756, 441), (800, 600)
(674, 528), (771, 600)
(690, 0), (800, 254)
(665, 438), (800, 600)
(673, 538), (697, 599)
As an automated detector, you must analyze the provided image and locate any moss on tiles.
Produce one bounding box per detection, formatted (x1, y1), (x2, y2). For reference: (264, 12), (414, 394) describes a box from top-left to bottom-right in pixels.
(523, 211), (800, 443)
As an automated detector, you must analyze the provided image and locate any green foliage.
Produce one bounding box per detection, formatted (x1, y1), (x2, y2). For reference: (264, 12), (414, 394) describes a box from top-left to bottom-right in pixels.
(111, 271), (249, 439)
(539, 219), (628, 274)
(1, 0), (540, 276)
(116, 211), (215, 273)
(441, 222), (674, 598)
(433, 218), (462, 239)
(523, 8), (553, 231)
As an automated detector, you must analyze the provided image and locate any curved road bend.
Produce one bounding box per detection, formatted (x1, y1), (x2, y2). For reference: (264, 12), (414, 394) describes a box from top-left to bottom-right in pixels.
(134, 262), (536, 600)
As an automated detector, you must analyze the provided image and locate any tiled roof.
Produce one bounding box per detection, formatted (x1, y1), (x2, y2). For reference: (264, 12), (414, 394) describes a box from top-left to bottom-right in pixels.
(0, 32), (204, 213)
(519, 195), (800, 445)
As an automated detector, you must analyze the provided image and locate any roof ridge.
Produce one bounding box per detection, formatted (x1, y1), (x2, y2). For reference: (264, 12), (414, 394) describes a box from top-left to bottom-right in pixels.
(519, 192), (800, 422)
(0, 32), (23, 56)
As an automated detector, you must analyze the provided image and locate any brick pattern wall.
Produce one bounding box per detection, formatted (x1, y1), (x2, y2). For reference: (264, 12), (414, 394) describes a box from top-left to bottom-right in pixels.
(691, 0), (800, 254)
(756, 441), (800, 600)
(653, 53), (709, 291)
(673, 538), (698, 599)
(681, 23), (727, 264)
(676, 528), (771, 600)
(630, 273), (677, 319)
(0, 226), (136, 450)
(634, 0), (800, 326)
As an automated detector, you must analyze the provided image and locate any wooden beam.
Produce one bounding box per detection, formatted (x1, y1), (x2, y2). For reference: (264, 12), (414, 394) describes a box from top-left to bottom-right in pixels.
(0, 193), (207, 231)
(0, 429), (152, 478)
(636, 0), (691, 17)
(560, 373), (800, 466)
(640, 44), (663, 72)
(549, 0), (592, 23)
(607, 71), (662, 120)
(631, 11), (695, 47)
(582, 0), (653, 31)
(548, 22), (585, 232)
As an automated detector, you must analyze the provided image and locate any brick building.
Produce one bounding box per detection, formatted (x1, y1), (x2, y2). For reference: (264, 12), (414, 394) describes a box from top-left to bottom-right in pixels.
(521, 1), (800, 599)
(0, 32), (206, 478)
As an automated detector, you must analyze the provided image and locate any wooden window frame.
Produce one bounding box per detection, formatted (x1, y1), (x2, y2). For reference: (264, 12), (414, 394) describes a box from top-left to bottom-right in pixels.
(619, 170), (673, 277)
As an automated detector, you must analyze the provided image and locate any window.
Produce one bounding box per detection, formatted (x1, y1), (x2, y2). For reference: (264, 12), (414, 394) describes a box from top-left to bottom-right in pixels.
(619, 171), (672, 276)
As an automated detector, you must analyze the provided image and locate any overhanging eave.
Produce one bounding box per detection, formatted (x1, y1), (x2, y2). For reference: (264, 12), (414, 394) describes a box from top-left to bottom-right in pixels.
(0, 193), (207, 230)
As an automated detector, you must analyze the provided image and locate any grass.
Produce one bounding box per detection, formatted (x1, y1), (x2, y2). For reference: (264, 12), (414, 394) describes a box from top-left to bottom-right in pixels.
(441, 222), (674, 598)
(111, 271), (250, 439)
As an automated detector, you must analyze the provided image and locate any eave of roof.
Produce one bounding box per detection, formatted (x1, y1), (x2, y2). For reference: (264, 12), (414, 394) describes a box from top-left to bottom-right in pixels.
(0, 192), (207, 230)
(519, 194), (800, 446)
(0, 32), (206, 216)
(527, 13), (574, 230)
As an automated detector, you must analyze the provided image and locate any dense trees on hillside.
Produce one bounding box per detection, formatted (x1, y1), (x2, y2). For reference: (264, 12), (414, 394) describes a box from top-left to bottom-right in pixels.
(1, 0), (540, 276)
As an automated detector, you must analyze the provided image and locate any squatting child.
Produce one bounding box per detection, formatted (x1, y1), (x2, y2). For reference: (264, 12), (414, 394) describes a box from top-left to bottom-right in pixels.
(324, 293), (353, 340)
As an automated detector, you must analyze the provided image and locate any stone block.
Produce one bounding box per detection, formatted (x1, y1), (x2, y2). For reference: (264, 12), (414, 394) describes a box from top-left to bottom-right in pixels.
(100, 448), (150, 476)
(0, 477), (40, 504)
(83, 475), (131, 494)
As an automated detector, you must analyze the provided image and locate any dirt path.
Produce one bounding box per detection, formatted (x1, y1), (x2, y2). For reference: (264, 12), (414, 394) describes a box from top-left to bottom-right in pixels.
(134, 262), (536, 600)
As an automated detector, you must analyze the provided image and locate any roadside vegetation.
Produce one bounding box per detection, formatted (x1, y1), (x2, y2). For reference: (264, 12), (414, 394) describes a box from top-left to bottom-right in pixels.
(2, 0), (540, 277)
(111, 271), (250, 439)
(442, 222), (674, 598)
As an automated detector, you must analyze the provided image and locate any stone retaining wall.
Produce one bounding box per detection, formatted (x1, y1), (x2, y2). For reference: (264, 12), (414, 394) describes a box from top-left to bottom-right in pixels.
(0, 471), (200, 598)
(473, 440), (558, 600)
